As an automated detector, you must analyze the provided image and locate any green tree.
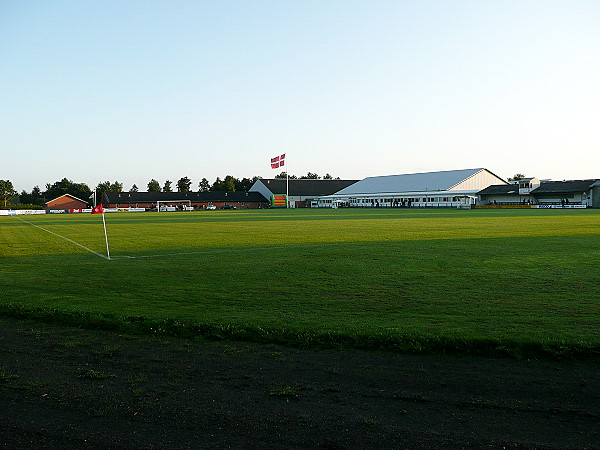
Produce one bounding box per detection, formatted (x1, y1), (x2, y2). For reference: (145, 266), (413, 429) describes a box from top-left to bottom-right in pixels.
(96, 181), (122, 193)
(0, 180), (17, 207)
(147, 179), (161, 192)
(45, 178), (91, 202)
(274, 172), (297, 179)
(130, 184), (139, 192)
(163, 180), (172, 192)
(323, 173), (333, 180)
(198, 178), (210, 192)
(235, 176), (260, 191)
(19, 189), (32, 205)
(96, 181), (111, 194)
(111, 181), (123, 192)
(32, 186), (44, 204)
(300, 172), (320, 179)
(223, 175), (237, 191)
(508, 173), (526, 181)
(211, 177), (225, 191)
(176, 176), (192, 192)
(19, 185), (44, 205)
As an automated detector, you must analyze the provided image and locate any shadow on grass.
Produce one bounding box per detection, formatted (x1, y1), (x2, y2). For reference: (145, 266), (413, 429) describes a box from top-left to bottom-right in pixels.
(1, 302), (598, 361)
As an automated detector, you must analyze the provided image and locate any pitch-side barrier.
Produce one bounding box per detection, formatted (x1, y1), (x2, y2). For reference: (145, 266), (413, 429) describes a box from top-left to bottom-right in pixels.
(0, 208), (147, 216)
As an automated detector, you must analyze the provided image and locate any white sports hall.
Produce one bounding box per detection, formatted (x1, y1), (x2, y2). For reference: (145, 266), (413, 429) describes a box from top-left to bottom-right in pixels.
(318, 168), (506, 208)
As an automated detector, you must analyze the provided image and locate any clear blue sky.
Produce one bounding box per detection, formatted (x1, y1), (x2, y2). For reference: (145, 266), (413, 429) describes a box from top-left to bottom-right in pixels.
(2, 0), (599, 192)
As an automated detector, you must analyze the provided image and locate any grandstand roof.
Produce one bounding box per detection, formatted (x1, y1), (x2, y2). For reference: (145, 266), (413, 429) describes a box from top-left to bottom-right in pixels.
(532, 179), (599, 194)
(334, 168), (494, 195)
(477, 184), (520, 195)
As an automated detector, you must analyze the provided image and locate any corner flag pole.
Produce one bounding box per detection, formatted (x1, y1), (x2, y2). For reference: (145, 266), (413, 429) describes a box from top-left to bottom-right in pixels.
(92, 198), (111, 260)
(101, 210), (110, 260)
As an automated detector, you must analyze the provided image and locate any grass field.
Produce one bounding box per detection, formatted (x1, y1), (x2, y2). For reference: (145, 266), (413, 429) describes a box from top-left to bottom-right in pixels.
(1, 208), (599, 358)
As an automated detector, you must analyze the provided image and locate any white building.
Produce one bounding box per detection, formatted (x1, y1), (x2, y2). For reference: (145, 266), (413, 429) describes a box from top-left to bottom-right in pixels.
(318, 168), (506, 208)
(477, 177), (541, 205)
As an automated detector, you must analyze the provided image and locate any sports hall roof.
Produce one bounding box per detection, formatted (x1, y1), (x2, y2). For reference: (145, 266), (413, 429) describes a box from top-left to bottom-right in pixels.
(334, 168), (488, 195)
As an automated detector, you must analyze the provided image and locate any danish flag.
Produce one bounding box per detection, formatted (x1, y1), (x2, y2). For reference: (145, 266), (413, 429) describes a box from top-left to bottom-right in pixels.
(270, 154), (286, 169)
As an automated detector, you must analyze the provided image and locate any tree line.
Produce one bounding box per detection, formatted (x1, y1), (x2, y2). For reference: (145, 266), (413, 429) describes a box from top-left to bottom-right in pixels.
(5, 172), (339, 207)
(274, 172), (339, 180)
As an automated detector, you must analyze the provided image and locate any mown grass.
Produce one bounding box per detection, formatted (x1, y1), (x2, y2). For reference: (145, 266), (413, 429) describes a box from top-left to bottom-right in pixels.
(1, 208), (599, 359)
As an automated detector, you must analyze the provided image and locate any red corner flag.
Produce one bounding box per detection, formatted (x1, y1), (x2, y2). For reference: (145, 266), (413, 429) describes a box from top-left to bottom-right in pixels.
(91, 204), (104, 214)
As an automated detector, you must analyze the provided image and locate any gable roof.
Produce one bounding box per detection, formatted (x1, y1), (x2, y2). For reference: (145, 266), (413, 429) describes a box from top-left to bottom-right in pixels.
(45, 194), (89, 205)
(334, 168), (494, 195)
(253, 179), (359, 196)
(105, 191), (268, 203)
(532, 179), (599, 194)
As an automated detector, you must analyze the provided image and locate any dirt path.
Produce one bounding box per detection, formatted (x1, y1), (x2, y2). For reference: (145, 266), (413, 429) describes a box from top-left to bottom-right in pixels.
(1, 317), (598, 448)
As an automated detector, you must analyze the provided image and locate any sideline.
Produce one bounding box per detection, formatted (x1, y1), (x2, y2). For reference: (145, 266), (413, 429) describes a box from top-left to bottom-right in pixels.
(15, 217), (110, 261)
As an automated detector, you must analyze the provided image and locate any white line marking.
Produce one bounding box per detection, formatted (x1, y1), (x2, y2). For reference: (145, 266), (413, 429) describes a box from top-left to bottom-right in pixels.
(16, 217), (110, 260)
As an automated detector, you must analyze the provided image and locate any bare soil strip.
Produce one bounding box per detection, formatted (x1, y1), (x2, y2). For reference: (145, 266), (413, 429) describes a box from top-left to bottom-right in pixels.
(1, 317), (598, 448)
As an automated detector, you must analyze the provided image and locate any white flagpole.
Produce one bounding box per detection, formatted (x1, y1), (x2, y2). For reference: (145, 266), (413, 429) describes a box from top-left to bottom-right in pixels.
(101, 211), (111, 260)
(286, 155), (289, 208)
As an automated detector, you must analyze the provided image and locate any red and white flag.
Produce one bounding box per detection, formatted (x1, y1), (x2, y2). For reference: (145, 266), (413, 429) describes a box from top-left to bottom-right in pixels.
(270, 153), (286, 169)
(91, 204), (104, 214)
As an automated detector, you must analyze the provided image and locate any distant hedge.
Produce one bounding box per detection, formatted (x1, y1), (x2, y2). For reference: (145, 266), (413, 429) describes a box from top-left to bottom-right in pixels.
(0, 204), (45, 210)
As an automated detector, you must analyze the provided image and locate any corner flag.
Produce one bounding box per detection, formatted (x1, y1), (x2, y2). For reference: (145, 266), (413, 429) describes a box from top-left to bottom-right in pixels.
(91, 203), (110, 259)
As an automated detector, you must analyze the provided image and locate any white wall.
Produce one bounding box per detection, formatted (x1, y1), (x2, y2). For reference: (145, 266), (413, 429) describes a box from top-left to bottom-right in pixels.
(450, 169), (506, 192)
